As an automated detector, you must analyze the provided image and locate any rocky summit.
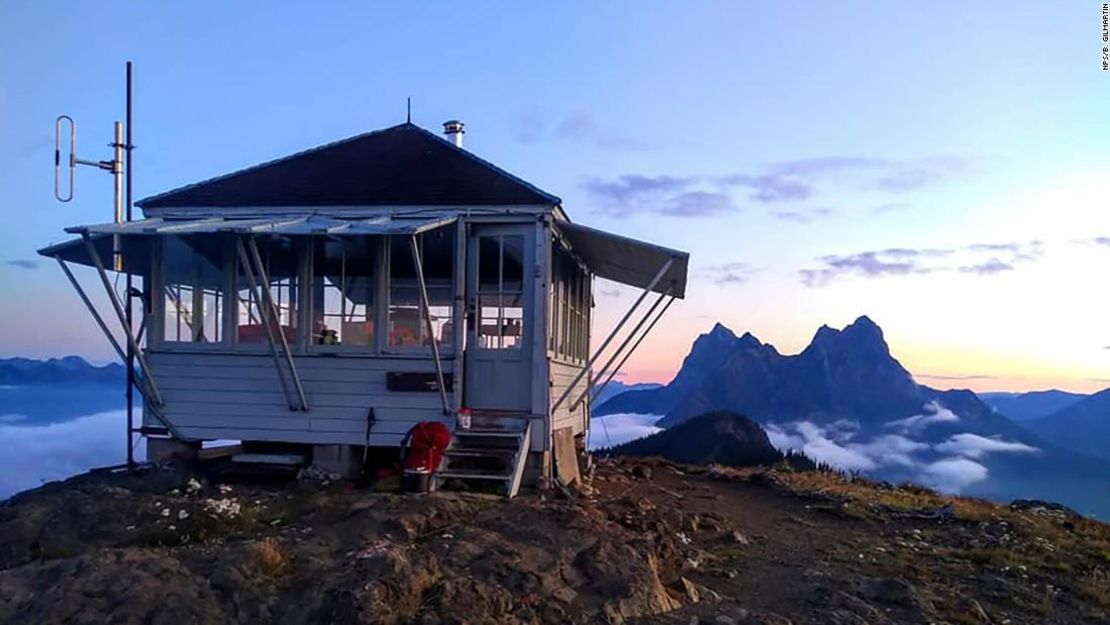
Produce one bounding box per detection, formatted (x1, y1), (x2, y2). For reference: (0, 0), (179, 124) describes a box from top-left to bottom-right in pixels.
(2, 457), (1110, 624)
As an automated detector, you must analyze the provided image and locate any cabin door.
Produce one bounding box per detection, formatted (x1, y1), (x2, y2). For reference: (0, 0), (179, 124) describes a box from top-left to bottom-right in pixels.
(464, 224), (534, 412)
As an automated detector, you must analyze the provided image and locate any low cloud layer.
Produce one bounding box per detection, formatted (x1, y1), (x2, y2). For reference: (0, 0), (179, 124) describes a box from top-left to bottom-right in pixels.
(588, 413), (663, 451)
(0, 409), (142, 500)
(800, 240), (1044, 287)
(764, 401), (1040, 494)
(934, 433), (1039, 459)
(887, 401), (960, 432)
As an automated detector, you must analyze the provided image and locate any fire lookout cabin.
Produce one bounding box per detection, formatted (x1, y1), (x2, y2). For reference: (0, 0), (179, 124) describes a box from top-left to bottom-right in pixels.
(39, 121), (689, 496)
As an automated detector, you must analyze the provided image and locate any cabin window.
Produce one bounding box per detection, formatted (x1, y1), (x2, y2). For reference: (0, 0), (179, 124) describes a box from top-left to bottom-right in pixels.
(312, 238), (376, 347)
(235, 237), (299, 346)
(388, 229), (455, 349)
(477, 234), (525, 349)
(160, 235), (227, 344)
(549, 247), (590, 362)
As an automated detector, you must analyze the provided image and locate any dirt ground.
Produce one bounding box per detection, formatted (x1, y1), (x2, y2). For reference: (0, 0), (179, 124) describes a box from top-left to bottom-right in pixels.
(1, 457), (1107, 624)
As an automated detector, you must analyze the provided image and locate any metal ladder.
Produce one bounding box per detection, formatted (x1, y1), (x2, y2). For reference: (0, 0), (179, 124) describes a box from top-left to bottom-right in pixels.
(432, 415), (532, 498)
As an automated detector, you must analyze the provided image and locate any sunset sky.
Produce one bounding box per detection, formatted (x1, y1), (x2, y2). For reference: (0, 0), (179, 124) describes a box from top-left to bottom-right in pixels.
(2, 3), (1109, 392)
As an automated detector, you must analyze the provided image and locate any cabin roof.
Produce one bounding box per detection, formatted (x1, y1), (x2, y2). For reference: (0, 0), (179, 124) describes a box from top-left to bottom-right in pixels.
(137, 123), (560, 211)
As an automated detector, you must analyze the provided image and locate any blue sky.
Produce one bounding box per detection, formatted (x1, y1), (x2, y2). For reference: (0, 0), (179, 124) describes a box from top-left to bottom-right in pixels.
(2, 2), (1109, 391)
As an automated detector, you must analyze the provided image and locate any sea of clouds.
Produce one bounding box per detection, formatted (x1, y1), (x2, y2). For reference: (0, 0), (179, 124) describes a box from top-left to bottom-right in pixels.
(764, 401), (1039, 493)
(0, 409), (141, 499)
(587, 413), (663, 451)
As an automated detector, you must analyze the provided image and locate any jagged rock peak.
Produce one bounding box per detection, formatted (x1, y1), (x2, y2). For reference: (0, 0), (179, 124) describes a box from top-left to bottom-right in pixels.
(708, 322), (736, 339)
(737, 331), (762, 348)
(807, 316), (890, 354)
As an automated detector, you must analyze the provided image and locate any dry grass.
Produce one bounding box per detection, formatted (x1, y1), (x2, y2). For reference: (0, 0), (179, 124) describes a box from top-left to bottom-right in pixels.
(1079, 567), (1110, 608)
(767, 468), (1001, 522)
(253, 537), (290, 578)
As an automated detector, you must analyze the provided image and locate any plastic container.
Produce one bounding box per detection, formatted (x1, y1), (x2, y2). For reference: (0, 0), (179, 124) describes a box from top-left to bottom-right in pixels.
(457, 408), (472, 430)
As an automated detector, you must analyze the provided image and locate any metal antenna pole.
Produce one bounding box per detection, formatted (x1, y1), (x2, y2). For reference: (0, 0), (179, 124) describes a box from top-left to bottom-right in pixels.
(124, 61), (135, 467)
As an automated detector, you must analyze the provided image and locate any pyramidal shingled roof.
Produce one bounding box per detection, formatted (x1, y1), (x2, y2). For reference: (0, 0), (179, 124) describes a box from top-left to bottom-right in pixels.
(137, 123), (560, 209)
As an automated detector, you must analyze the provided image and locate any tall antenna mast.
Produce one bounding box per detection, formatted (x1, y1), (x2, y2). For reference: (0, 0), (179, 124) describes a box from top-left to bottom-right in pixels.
(53, 62), (138, 467)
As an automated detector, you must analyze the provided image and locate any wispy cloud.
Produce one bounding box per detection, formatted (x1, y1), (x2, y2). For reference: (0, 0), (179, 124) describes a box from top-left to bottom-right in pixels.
(515, 110), (644, 149)
(585, 155), (973, 218)
(916, 373), (1003, 381)
(769, 207), (833, 223)
(662, 191), (738, 217)
(958, 258), (1014, 275)
(934, 433), (1040, 460)
(800, 251), (929, 287)
(6, 260), (38, 270)
(800, 240), (1043, 287)
(697, 262), (759, 286)
(887, 401), (961, 432)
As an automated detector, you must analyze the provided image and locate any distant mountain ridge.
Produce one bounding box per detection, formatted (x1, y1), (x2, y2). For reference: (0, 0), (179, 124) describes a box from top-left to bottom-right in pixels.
(593, 316), (1110, 517)
(598, 316), (1018, 438)
(0, 357), (124, 386)
(1025, 389), (1110, 462)
(978, 390), (1087, 422)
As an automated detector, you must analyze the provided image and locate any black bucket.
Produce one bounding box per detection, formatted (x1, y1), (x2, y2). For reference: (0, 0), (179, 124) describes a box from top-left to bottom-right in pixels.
(402, 468), (432, 493)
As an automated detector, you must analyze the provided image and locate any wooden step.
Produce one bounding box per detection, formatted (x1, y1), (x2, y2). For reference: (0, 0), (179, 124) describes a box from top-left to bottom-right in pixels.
(455, 429), (523, 438)
(445, 448), (516, 458)
(436, 468), (511, 481)
(231, 453), (305, 466)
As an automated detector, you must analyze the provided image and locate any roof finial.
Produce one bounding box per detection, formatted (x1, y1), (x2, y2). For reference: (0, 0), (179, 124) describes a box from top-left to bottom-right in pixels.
(406, 97), (411, 124)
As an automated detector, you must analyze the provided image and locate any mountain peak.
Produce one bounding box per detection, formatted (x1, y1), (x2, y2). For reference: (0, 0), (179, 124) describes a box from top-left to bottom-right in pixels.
(709, 322), (736, 339)
(737, 331), (762, 348)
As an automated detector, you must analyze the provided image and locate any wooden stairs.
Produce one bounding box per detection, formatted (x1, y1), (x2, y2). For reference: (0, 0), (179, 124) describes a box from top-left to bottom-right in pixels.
(432, 415), (531, 498)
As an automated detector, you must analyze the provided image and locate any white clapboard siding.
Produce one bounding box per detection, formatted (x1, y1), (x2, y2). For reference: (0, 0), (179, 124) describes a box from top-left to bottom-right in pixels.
(145, 350), (454, 445)
(549, 358), (588, 435)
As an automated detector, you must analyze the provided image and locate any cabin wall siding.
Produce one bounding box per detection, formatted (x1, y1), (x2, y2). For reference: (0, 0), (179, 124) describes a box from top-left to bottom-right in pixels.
(549, 358), (588, 436)
(146, 351), (453, 445)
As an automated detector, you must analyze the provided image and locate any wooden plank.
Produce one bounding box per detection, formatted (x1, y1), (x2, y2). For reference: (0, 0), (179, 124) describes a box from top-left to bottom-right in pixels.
(172, 426), (405, 447)
(158, 388), (449, 410)
(552, 426), (580, 486)
(158, 402), (449, 422)
(149, 351), (456, 372)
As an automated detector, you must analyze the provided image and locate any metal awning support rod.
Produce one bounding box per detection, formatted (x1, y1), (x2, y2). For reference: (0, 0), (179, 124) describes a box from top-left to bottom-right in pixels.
(585, 295), (676, 409)
(235, 238), (300, 411)
(410, 234), (450, 415)
(56, 256), (183, 436)
(570, 291), (668, 412)
(245, 236), (308, 411)
(56, 256), (127, 363)
(551, 256), (675, 413)
(80, 233), (164, 407)
(245, 237), (308, 410)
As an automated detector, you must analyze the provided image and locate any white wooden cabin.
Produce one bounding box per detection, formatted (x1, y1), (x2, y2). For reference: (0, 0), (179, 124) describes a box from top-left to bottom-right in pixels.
(39, 121), (689, 495)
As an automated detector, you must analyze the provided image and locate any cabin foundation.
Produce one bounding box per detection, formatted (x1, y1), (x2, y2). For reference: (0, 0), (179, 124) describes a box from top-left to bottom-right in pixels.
(147, 437), (200, 464)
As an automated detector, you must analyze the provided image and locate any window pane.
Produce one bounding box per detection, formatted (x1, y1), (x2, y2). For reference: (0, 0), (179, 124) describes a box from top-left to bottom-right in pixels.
(502, 235), (524, 291)
(313, 239), (375, 347)
(389, 232), (454, 348)
(236, 237), (298, 345)
(501, 292), (524, 349)
(162, 235), (225, 344)
(477, 236), (500, 292)
(478, 293), (502, 349)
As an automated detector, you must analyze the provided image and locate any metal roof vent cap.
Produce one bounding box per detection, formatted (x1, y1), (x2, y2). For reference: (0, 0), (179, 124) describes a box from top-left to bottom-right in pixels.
(443, 120), (465, 148)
